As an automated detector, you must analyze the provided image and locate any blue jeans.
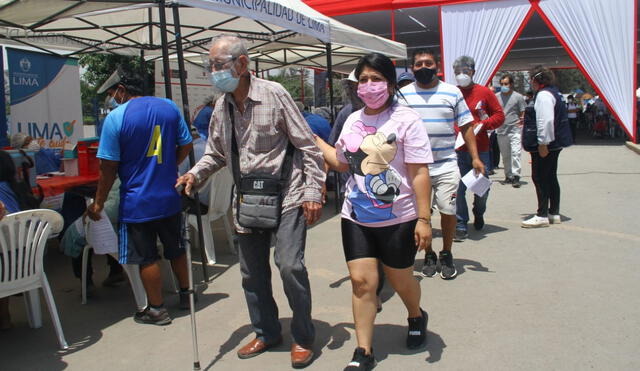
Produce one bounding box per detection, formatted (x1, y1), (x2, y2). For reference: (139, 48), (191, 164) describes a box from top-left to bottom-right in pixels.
(456, 151), (491, 231)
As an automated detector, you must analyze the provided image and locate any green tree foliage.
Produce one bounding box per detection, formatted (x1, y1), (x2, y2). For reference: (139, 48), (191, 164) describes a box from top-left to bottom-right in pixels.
(80, 79), (98, 125)
(78, 54), (154, 122)
(266, 68), (314, 106)
(79, 54), (153, 90)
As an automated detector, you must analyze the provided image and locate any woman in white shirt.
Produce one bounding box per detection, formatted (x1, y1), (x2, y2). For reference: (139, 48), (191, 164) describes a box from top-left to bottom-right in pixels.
(521, 66), (572, 228)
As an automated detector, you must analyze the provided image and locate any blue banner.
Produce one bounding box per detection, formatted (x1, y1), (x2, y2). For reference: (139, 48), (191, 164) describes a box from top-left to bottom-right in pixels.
(7, 48), (83, 149)
(8, 49), (67, 105)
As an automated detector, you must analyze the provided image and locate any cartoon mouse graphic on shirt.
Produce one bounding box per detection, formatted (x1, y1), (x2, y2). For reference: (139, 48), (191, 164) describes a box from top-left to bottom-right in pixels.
(343, 121), (400, 223)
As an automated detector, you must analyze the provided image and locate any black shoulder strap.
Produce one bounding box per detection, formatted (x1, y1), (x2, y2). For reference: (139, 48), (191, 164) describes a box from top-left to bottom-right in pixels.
(228, 102), (295, 185)
(229, 102), (242, 185)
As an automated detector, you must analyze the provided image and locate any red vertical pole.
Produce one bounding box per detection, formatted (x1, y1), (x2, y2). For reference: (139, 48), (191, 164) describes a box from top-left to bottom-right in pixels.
(633, 0), (638, 143)
(391, 9), (396, 66)
(390, 9), (395, 41)
(438, 5), (445, 81)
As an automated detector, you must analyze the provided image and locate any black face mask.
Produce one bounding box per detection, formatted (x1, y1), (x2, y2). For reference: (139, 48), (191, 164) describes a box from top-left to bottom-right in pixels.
(414, 67), (437, 85)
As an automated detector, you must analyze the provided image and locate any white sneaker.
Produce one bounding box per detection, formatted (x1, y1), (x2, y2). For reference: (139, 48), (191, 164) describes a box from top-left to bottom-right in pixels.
(521, 215), (549, 228)
(549, 214), (561, 224)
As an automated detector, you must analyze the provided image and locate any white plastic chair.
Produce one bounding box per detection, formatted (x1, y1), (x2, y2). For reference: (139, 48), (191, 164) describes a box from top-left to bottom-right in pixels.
(80, 246), (148, 311)
(187, 167), (235, 265)
(81, 236), (178, 309)
(0, 209), (68, 349)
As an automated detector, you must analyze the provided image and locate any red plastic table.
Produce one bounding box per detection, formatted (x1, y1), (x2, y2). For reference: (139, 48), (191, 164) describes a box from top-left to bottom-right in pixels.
(35, 175), (99, 197)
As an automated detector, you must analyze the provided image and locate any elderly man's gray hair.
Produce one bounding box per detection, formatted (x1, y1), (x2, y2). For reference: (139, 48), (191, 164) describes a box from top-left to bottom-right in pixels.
(210, 34), (249, 58)
(453, 55), (475, 71)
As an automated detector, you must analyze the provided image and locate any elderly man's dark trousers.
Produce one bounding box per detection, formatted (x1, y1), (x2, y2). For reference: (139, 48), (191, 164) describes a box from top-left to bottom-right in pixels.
(237, 207), (315, 346)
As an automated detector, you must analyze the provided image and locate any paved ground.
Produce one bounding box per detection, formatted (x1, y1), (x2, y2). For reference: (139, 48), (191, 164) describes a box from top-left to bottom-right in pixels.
(2, 138), (640, 371)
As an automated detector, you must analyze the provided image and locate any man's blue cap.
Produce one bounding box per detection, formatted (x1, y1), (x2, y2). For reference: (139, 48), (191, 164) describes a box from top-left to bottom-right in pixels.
(398, 72), (415, 83)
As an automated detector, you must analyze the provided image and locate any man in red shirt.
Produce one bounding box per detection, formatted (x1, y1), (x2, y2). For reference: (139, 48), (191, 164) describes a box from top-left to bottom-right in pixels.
(453, 56), (505, 241)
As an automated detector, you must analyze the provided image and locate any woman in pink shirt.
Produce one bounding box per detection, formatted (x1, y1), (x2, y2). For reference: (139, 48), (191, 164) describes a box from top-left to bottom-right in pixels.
(315, 53), (433, 370)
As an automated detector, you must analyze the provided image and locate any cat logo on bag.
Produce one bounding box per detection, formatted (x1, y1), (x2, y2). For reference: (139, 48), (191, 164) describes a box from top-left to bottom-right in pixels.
(253, 180), (264, 190)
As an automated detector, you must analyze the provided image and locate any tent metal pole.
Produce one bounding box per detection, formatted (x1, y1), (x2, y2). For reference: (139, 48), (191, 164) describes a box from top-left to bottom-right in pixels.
(300, 68), (305, 104)
(158, 0), (172, 99)
(172, 5), (203, 371)
(255, 59), (259, 75)
(325, 43), (335, 121)
(140, 50), (148, 95)
(171, 4), (211, 284)
(326, 42), (340, 213)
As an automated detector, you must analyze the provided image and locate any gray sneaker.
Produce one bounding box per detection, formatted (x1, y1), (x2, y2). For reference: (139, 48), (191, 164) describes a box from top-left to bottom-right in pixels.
(454, 229), (468, 242)
(422, 251), (438, 277)
(134, 306), (172, 326)
(439, 251), (457, 280)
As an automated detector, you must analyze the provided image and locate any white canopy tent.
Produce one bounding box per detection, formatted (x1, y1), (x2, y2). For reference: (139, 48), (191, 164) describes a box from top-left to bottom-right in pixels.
(0, 0), (406, 280)
(0, 0), (407, 73)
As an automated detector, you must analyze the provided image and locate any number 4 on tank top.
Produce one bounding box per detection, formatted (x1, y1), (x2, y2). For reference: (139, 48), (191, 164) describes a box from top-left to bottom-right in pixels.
(146, 125), (163, 164)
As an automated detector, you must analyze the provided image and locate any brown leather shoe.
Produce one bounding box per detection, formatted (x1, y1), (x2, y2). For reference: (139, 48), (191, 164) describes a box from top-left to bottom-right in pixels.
(237, 337), (282, 359)
(291, 343), (314, 368)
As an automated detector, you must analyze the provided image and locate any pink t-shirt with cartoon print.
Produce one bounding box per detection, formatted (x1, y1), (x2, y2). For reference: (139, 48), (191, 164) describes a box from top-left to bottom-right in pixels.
(336, 103), (433, 227)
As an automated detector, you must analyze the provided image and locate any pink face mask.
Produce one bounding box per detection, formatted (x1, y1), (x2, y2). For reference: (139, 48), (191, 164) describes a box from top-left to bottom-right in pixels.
(357, 81), (390, 110)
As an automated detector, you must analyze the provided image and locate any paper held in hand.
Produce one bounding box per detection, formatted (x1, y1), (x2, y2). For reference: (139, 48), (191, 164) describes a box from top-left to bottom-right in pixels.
(461, 169), (491, 197)
(454, 124), (483, 150)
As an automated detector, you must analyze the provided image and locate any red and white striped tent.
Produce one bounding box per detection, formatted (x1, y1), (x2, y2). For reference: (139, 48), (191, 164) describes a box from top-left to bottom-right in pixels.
(306, 0), (638, 142)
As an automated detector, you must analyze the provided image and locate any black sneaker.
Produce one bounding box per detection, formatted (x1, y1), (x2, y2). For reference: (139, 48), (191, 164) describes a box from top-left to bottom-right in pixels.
(503, 177), (514, 184)
(439, 251), (457, 280)
(454, 229), (468, 242)
(134, 306), (172, 326)
(421, 250), (438, 277)
(512, 176), (521, 188)
(179, 290), (198, 310)
(473, 215), (485, 230)
(344, 347), (376, 371)
(406, 308), (428, 349)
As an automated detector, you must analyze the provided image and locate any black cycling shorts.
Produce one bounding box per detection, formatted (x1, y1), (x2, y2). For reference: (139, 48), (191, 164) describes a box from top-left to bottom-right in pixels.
(118, 213), (186, 265)
(341, 218), (418, 269)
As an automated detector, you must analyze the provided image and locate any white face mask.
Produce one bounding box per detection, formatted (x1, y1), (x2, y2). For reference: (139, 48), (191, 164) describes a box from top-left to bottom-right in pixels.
(26, 141), (41, 151)
(455, 73), (472, 87)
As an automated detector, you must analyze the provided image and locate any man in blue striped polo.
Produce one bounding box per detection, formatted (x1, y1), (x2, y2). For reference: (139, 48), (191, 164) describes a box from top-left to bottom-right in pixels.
(400, 49), (484, 280)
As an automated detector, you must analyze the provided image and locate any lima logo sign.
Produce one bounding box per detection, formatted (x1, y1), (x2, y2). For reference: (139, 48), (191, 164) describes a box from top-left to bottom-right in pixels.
(19, 58), (31, 72)
(13, 57), (39, 87)
(17, 120), (76, 141)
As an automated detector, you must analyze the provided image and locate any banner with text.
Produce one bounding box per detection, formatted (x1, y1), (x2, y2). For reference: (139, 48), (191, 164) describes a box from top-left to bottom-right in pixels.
(8, 48), (84, 149)
(178, 0), (330, 42)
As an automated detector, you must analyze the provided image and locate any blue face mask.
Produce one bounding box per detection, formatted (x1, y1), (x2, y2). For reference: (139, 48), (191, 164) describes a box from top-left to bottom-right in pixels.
(210, 69), (240, 93)
(109, 96), (120, 109)
(500, 86), (511, 93)
(108, 86), (122, 109)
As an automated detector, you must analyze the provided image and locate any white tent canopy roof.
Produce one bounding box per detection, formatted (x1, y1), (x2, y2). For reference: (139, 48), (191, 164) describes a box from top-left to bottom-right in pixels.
(0, 0), (406, 73)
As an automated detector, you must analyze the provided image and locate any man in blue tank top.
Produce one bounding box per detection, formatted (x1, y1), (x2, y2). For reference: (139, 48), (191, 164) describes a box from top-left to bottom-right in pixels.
(86, 68), (193, 325)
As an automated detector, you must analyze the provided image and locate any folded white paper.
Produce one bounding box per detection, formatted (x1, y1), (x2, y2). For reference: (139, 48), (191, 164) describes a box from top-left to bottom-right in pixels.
(454, 124), (483, 150)
(86, 211), (118, 255)
(461, 169), (491, 197)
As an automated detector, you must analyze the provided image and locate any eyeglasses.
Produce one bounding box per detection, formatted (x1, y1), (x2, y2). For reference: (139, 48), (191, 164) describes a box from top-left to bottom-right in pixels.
(208, 56), (237, 72)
